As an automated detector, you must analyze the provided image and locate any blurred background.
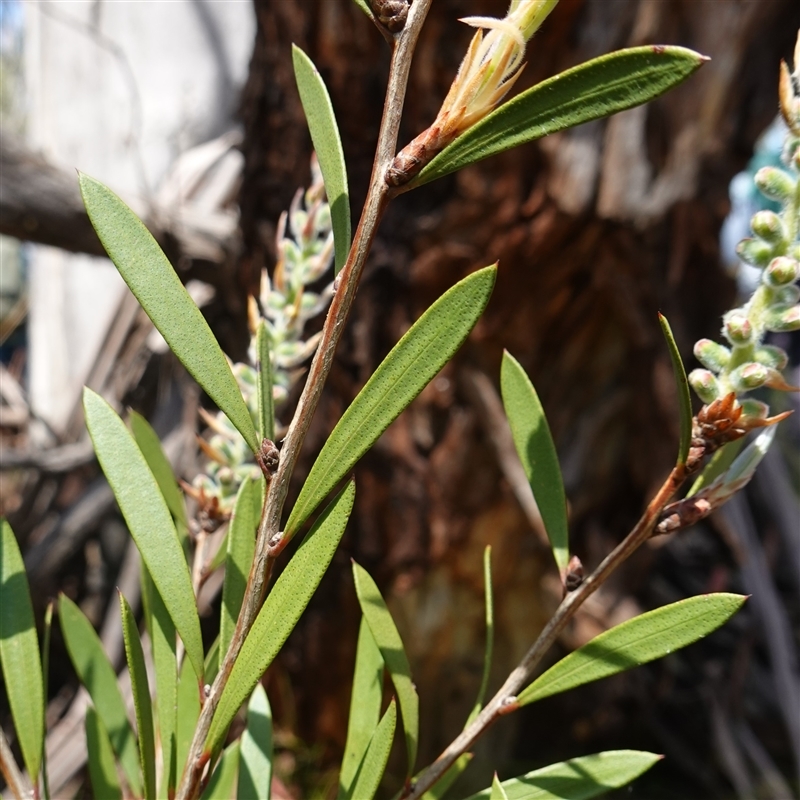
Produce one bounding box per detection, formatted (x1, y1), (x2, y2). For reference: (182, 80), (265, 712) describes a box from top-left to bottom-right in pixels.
(1, 0), (799, 798)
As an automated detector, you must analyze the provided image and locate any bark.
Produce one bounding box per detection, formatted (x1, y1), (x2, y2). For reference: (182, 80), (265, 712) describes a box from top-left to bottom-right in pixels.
(238, 0), (799, 794)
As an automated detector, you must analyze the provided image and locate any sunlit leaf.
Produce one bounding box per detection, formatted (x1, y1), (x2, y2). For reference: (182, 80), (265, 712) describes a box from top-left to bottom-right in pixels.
(84, 388), (204, 680)
(59, 594), (141, 795)
(201, 741), (240, 800)
(79, 173), (259, 452)
(414, 46), (707, 187)
(346, 699), (396, 800)
(501, 352), (569, 575)
(292, 45), (351, 274)
(352, 562), (418, 776)
(421, 753), (473, 800)
(176, 657), (201, 785)
(85, 707), (123, 800)
(467, 546), (494, 726)
(221, 476), (263, 656)
(338, 618), (384, 800)
(238, 685), (273, 800)
(518, 594), (746, 706)
(287, 266), (496, 538)
(687, 439), (745, 497)
(207, 481), (355, 753)
(658, 314), (692, 466)
(0, 519), (44, 782)
(463, 751), (661, 800)
(141, 568), (178, 797)
(120, 593), (157, 800)
(491, 773), (510, 800)
(256, 320), (275, 442)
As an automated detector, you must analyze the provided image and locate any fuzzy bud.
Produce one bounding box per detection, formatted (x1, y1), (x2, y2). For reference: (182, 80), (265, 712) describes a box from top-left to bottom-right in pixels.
(730, 363), (769, 392)
(739, 398), (770, 420)
(755, 344), (789, 371)
(694, 339), (730, 372)
(723, 312), (753, 345)
(764, 305), (800, 332)
(775, 284), (800, 307)
(751, 211), (785, 244)
(736, 237), (774, 268)
(754, 166), (796, 203)
(763, 256), (800, 287)
(689, 369), (720, 404)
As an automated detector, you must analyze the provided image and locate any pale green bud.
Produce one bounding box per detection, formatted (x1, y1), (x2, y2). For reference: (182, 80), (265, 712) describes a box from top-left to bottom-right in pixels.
(754, 166), (796, 202)
(694, 338), (730, 372)
(751, 211), (785, 244)
(736, 238), (775, 268)
(739, 398), (770, 420)
(755, 344), (789, 370)
(730, 363), (768, 392)
(765, 304), (800, 332)
(689, 369), (720, 403)
(723, 312), (753, 345)
(763, 256), (800, 287)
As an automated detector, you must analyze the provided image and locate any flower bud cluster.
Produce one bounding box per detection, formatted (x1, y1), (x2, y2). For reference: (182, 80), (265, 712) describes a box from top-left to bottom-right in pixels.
(191, 157), (335, 511)
(689, 119), (799, 410)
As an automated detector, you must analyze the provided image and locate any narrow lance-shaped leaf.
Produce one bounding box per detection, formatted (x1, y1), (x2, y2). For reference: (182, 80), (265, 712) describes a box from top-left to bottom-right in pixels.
(292, 45), (351, 274)
(238, 685), (273, 800)
(463, 750), (661, 800)
(85, 707), (123, 800)
(84, 388), (204, 680)
(41, 600), (54, 800)
(119, 593), (156, 800)
(490, 773), (510, 800)
(287, 265), (496, 538)
(256, 320), (275, 442)
(420, 753), (473, 800)
(687, 439), (745, 498)
(518, 594), (746, 707)
(413, 46), (707, 187)
(201, 741), (240, 800)
(58, 594), (141, 796)
(346, 699), (397, 800)
(207, 481), (356, 753)
(658, 314), (692, 466)
(501, 351), (569, 576)
(176, 657), (201, 785)
(351, 0), (372, 19)
(338, 617), (384, 800)
(79, 173), (259, 452)
(220, 476), (262, 656)
(0, 519), (44, 783)
(141, 568), (178, 798)
(352, 562), (419, 777)
(467, 546), (494, 726)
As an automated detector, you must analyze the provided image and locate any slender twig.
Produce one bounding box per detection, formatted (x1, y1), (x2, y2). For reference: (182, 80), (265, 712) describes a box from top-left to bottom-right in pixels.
(174, 4), (432, 798)
(0, 726), (29, 800)
(402, 463), (687, 800)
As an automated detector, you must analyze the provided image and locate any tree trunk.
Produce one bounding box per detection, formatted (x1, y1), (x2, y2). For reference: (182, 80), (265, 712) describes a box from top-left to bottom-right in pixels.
(238, 1), (800, 795)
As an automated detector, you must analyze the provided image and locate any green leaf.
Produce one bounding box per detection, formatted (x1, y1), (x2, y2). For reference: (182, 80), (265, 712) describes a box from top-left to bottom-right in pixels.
(119, 593), (156, 800)
(501, 351), (569, 576)
(463, 751), (661, 800)
(141, 568), (178, 798)
(129, 411), (188, 530)
(491, 773), (510, 800)
(287, 265), (496, 537)
(420, 753), (473, 800)
(292, 45), (351, 275)
(687, 439), (745, 497)
(85, 707), (123, 800)
(256, 320), (275, 442)
(205, 635), (221, 685)
(0, 519), (44, 782)
(83, 388), (204, 680)
(352, 562), (419, 777)
(58, 594), (141, 795)
(238, 685), (273, 800)
(201, 741), (241, 800)
(221, 476), (262, 656)
(467, 546), (494, 726)
(79, 173), (259, 452)
(658, 314), (692, 466)
(176, 657), (201, 785)
(518, 593), (746, 707)
(414, 46), (707, 187)
(207, 481), (355, 753)
(351, 0), (372, 19)
(41, 600), (54, 800)
(338, 617), (384, 800)
(346, 698), (396, 800)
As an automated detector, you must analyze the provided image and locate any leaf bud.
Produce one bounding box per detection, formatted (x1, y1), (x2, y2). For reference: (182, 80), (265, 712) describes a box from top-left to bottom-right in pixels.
(754, 166), (796, 202)
(730, 362), (768, 392)
(775, 284), (800, 307)
(739, 398), (770, 420)
(764, 305), (800, 332)
(751, 211), (785, 244)
(694, 339), (730, 372)
(723, 312), (753, 345)
(689, 369), (720, 404)
(763, 256), (800, 287)
(735, 237), (774, 268)
(754, 344), (789, 371)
